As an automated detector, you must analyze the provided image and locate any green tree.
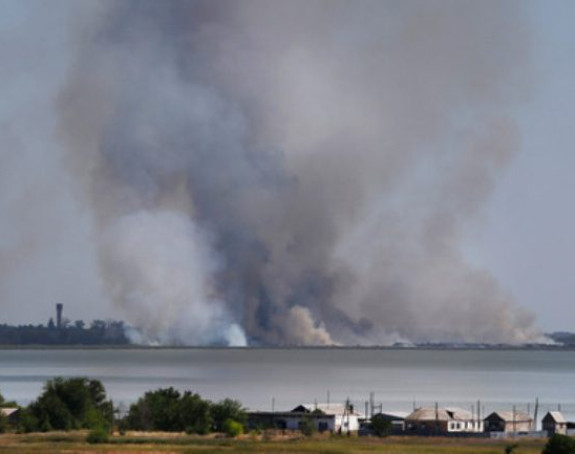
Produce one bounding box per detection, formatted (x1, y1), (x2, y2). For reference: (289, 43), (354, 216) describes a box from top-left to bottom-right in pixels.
(179, 391), (212, 434)
(17, 408), (39, 433)
(124, 387), (213, 433)
(125, 387), (182, 431)
(210, 398), (247, 432)
(0, 390), (18, 408)
(370, 415), (392, 437)
(0, 412), (8, 433)
(542, 434), (575, 454)
(26, 378), (112, 432)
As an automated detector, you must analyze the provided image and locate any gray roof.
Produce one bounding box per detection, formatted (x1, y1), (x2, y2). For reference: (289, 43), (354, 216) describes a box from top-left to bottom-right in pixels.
(374, 411), (409, 420)
(0, 408), (19, 417)
(486, 411), (533, 423)
(406, 407), (474, 422)
(296, 403), (363, 417)
(543, 411), (566, 424)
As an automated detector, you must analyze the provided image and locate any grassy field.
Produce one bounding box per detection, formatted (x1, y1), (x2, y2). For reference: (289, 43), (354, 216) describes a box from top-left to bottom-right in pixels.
(0, 432), (547, 454)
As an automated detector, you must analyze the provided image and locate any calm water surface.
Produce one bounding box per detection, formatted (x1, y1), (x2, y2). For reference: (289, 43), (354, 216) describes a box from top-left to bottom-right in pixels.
(1, 348), (574, 424)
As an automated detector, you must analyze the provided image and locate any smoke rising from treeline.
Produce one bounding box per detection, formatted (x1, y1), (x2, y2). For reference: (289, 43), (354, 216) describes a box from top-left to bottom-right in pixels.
(2, 1), (539, 345)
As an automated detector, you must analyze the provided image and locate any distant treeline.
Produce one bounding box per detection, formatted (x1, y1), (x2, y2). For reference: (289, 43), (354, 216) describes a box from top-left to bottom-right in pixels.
(548, 332), (575, 347)
(0, 320), (129, 346)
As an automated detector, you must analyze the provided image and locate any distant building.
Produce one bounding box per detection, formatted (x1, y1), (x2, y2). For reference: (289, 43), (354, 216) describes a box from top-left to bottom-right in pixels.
(484, 411), (533, 433)
(0, 407), (20, 425)
(406, 407), (484, 434)
(542, 411), (567, 435)
(248, 403), (362, 434)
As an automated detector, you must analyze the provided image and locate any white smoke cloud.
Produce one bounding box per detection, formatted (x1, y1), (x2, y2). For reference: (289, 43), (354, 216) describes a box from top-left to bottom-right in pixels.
(102, 210), (245, 345)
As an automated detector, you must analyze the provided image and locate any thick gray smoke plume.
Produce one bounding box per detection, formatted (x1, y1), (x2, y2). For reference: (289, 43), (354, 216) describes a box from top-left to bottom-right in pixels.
(2, 1), (539, 344)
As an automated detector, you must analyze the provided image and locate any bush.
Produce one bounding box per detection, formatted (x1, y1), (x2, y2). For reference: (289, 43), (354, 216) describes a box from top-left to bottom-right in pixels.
(223, 419), (244, 438)
(505, 443), (519, 454)
(299, 416), (316, 437)
(371, 415), (392, 437)
(211, 399), (247, 432)
(86, 427), (109, 444)
(542, 434), (575, 454)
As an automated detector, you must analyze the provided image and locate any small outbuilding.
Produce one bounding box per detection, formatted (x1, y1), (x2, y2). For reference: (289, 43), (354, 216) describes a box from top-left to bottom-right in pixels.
(542, 411), (567, 435)
(484, 411), (533, 433)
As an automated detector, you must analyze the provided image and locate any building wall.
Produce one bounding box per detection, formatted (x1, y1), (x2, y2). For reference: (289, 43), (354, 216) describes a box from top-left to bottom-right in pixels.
(447, 420), (484, 433)
(406, 420), (449, 433)
(543, 421), (567, 435)
(335, 414), (360, 433)
(494, 421), (532, 433)
(407, 419), (484, 434)
(485, 415), (533, 433)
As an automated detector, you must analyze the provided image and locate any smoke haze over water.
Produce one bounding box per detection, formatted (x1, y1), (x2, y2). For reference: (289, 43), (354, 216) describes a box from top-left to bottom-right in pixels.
(1, 1), (539, 345)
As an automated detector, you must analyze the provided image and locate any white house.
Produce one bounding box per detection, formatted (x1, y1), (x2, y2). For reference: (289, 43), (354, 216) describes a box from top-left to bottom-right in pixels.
(542, 411), (567, 435)
(248, 402), (362, 434)
(292, 403), (362, 433)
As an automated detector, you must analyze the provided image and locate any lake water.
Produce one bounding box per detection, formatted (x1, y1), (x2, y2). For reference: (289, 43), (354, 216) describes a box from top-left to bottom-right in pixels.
(1, 348), (574, 427)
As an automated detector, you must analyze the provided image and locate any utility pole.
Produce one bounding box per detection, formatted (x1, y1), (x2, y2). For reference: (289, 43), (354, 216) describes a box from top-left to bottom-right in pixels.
(477, 400), (481, 431)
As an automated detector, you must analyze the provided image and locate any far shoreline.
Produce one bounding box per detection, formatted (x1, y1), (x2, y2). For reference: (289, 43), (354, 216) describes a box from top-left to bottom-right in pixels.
(0, 344), (574, 351)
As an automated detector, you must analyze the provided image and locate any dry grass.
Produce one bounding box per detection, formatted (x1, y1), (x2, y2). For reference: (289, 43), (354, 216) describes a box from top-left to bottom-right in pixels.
(0, 432), (547, 454)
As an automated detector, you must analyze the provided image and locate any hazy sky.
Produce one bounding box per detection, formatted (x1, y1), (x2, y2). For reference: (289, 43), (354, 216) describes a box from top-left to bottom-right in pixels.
(473, 1), (575, 331)
(0, 1), (574, 340)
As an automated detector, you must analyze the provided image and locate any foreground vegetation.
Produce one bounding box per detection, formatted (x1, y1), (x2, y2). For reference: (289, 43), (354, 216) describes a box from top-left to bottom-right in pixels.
(1, 379), (573, 454)
(0, 431), (550, 454)
(1, 378), (246, 438)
